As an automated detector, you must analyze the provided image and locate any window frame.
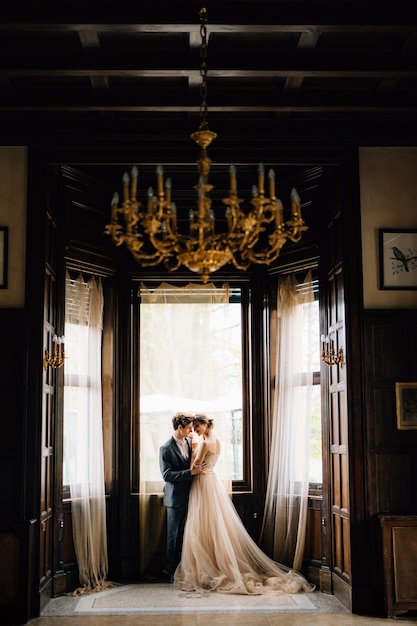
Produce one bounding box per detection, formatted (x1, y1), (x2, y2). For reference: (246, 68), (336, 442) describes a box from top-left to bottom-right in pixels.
(131, 278), (253, 494)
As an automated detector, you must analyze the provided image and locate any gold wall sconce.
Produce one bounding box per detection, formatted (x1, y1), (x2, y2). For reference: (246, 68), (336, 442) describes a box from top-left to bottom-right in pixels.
(43, 334), (65, 370)
(321, 333), (344, 368)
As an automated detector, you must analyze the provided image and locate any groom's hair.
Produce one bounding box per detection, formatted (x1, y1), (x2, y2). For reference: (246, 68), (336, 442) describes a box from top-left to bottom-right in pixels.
(172, 412), (194, 429)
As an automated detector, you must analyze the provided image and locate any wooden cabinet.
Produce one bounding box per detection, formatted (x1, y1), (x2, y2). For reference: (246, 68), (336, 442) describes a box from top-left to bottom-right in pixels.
(379, 515), (417, 618)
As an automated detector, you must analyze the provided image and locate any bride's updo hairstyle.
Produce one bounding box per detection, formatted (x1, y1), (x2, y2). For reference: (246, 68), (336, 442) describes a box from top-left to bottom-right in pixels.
(193, 414), (214, 432)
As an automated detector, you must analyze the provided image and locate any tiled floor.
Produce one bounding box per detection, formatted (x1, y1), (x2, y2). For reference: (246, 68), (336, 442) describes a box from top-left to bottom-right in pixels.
(28, 613), (417, 626)
(26, 583), (417, 626)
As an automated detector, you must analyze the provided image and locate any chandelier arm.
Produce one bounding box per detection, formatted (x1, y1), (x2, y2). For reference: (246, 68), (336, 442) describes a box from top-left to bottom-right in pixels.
(243, 247), (285, 266)
(124, 247), (168, 266)
(147, 232), (183, 255)
(228, 253), (251, 272)
(163, 254), (182, 272)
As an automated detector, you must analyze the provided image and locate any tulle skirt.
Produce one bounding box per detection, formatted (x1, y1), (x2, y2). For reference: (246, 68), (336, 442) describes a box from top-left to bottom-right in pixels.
(173, 471), (314, 595)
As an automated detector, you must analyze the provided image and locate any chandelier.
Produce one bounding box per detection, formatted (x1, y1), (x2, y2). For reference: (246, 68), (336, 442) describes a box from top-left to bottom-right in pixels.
(105, 7), (308, 284)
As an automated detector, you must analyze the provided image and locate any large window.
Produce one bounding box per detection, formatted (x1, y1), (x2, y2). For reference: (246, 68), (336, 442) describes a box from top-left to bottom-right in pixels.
(139, 283), (244, 486)
(301, 296), (322, 484)
(292, 273), (322, 484)
(63, 272), (105, 492)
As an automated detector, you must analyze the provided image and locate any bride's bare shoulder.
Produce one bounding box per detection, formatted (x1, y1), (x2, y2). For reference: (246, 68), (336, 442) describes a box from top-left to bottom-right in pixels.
(206, 435), (221, 455)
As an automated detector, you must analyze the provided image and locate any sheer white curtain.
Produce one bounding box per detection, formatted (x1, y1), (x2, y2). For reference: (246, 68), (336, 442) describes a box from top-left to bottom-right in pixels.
(260, 271), (315, 571)
(64, 271), (109, 592)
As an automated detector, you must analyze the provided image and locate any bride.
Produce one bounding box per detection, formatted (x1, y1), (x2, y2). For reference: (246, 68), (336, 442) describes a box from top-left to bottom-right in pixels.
(173, 414), (315, 595)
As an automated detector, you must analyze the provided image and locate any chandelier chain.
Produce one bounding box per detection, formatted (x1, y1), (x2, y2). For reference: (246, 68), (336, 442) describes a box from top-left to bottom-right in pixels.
(199, 7), (209, 131)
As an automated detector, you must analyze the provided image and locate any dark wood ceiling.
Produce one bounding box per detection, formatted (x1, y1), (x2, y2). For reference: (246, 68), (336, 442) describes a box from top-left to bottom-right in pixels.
(1, 0), (417, 158)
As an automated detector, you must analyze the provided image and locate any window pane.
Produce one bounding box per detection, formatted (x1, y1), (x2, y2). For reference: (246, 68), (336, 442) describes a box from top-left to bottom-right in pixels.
(301, 299), (321, 373)
(309, 384), (322, 483)
(139, 288), (243, 483)
(290, 292), (322, 484)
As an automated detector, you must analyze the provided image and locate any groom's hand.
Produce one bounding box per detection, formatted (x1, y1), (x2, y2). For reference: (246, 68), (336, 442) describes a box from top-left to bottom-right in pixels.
(191, 462), (207, 475)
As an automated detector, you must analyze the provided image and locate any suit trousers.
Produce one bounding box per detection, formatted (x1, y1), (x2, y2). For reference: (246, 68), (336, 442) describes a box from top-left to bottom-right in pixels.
(165, 502), (188, 575)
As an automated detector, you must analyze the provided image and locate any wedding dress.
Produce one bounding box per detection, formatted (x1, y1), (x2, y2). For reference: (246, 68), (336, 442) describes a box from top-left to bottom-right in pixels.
(173, 441), (314, 595)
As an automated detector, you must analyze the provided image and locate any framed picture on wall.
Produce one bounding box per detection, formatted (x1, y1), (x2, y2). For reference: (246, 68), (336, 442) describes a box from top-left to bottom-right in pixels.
(396, 382), (417, 430)
(379, 228), (417, 290)
(0, 226), (8, 289)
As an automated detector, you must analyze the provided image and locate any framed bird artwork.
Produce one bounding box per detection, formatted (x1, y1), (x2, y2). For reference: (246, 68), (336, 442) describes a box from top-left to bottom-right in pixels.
(379, 229), (417, 289)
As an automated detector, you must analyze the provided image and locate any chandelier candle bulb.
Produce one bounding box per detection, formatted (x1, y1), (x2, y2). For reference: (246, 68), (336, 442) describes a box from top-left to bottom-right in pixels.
(122, 172), (131, 203)
(188, 209), (195, 235)
(275, 200), (284, 227)
(291, 188), (301, 218)
(156, 165), (164, 197)
(229, 163), (237, 194)
(268, 169), (276, 199)
(165, 178), (172, 205)
(258, 162), (265, 196)
(130, 166), (138, 199)
(171, 203), (177, 228)
(147, 187), (154, 213)
(111, 193), (119, 221)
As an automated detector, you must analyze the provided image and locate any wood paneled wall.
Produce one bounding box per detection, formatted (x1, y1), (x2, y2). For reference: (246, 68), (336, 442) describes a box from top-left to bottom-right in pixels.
(0, 310), (36, 624)
(363, 310), (417, 609)
(364, 310), (417, 516)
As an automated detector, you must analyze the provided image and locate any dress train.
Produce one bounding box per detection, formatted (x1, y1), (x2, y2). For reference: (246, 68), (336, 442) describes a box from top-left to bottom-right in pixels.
(174, 451), (314, 595)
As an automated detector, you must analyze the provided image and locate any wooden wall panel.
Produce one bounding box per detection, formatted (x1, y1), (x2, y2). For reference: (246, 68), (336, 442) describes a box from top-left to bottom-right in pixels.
(364, 311), (417, 519)
(0, 521), (36, 624)
(0, 309), (25, 522)
(304, 500), (322, 565)
(0, 309), (36, 622)
(363, 311), (417, 614)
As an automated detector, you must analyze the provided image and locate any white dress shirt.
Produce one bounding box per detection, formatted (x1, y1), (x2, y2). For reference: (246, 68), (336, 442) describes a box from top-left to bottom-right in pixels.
(174, 436), (189, 459)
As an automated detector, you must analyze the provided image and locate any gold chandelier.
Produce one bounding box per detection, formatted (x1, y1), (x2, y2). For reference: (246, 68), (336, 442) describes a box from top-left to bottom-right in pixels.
(105, 7), (308, 284)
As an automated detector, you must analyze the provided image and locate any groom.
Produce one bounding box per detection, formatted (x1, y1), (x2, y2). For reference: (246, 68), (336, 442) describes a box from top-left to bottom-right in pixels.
(159, 412), (204, 582)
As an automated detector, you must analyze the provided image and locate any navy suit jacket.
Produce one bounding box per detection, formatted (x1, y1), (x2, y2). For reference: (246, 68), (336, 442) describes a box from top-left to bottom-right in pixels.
(159, 436), (193, 508)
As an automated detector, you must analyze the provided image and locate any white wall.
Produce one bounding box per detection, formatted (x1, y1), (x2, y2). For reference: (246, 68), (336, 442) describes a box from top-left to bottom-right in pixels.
(0, 147), (27, 308)
(360, 147), (417, 309)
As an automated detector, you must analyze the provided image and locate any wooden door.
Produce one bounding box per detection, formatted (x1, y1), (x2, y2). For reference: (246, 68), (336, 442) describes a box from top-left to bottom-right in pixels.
(39, 211), (59, 599)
